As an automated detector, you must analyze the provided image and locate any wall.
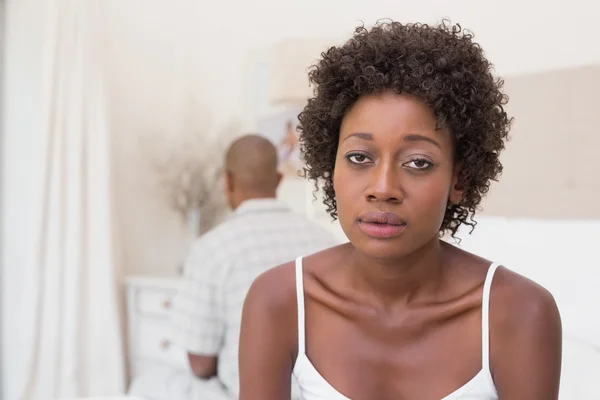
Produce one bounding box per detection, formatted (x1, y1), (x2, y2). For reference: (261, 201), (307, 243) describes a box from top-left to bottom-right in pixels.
(1, 1), (45, 399)
(102, 0), (244, 276)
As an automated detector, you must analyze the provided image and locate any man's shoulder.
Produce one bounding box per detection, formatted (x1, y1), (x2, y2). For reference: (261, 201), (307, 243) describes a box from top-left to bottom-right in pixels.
(297, 219), (341, 247)
(188, 210), (338, 260)
(186, 220), (239, 264)
(190, 215), (247, 247)
(284, 213), (337, 235)
(238, 207), (336, 239)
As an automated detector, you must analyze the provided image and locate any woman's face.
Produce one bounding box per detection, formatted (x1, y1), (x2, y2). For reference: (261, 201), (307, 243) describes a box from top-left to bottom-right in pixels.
(333, 91), (462, 260)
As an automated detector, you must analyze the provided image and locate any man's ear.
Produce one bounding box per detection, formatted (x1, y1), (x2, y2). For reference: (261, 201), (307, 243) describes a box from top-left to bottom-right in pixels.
(225, 170), (234, 193)
(449, 163), (464, 206)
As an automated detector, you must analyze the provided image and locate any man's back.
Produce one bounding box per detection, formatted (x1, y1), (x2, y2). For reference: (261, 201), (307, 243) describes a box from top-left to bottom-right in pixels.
(172, 199), (337, 397)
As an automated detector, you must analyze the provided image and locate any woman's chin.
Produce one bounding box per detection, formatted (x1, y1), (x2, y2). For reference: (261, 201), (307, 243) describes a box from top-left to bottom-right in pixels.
(348, 231), (440, 262)
(351, 238), (413, 261)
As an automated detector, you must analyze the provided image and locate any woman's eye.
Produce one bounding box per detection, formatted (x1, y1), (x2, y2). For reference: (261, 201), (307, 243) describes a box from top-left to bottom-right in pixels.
(347, 154), (371, 164)
(405, 158), (433, 170)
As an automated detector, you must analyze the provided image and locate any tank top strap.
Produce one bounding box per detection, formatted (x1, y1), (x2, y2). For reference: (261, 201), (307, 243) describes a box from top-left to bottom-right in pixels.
(295, 256), (306, 355)
(481, 262), (500, 373)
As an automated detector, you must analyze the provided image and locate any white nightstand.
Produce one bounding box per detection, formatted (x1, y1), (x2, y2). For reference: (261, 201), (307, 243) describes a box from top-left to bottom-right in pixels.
(125, 275), (187, 380)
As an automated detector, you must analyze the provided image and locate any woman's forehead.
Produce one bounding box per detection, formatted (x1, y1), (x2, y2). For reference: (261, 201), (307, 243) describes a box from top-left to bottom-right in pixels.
(339, 92), (451, 148)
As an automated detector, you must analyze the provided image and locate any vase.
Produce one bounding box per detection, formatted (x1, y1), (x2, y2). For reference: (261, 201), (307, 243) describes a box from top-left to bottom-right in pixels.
(187, 208), (202, 238)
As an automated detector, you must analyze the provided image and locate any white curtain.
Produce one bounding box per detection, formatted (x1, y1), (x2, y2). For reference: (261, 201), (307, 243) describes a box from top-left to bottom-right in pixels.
(18, 0), (126, 398)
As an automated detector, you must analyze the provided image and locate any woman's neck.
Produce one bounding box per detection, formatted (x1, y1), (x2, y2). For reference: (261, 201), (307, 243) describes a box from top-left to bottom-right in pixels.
(347, 238), (448, 309)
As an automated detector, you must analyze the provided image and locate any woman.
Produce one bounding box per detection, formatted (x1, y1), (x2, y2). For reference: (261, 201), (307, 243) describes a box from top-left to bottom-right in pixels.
(239, 21), (562, 400)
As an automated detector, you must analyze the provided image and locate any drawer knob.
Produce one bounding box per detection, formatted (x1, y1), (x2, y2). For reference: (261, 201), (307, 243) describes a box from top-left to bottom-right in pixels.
(162, 299), (172, 309)
(160, 339), (171, 351)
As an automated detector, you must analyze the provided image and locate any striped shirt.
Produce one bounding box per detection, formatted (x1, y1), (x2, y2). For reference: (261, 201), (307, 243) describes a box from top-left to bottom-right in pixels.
(171, 198), (338, 398)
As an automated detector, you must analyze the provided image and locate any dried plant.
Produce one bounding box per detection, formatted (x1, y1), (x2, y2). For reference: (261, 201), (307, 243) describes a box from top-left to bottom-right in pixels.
(142, 112), (239, 234)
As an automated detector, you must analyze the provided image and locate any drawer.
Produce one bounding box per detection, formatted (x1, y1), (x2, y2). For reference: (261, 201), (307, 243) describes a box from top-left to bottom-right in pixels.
(136, 288), (176, 318)
(135, 318), (188, 368)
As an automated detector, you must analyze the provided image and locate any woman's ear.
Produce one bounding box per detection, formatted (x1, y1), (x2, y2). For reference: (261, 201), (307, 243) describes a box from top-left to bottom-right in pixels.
(449, 163), (464, 205)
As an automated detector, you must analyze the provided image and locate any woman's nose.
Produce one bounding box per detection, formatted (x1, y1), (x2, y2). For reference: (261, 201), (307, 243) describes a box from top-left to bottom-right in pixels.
(364, 162), (404, 204)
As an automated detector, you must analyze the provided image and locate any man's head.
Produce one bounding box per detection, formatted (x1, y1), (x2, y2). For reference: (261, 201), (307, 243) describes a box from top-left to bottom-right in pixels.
(224, 134), (282, 210)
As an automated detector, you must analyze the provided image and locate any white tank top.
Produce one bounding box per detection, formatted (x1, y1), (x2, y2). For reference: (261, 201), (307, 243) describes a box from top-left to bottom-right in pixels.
(292, 257), (499, 400)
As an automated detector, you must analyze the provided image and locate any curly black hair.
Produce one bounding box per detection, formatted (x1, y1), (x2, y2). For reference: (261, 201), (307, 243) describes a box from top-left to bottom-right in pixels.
(297, 20), (512, 237)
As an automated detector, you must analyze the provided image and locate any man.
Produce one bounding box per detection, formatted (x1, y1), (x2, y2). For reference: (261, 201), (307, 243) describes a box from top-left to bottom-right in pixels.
(129, 134), (337, 399)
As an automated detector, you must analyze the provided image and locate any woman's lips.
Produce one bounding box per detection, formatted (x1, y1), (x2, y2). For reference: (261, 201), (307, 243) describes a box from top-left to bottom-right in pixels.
(357, 212), (407, 239)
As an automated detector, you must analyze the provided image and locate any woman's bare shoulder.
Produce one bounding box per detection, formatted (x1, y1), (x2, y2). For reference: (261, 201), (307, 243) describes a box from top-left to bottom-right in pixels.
(489, 266), (562, 397)
(245, 261), (298, 319)
(491, 265), (560, 330)
(445, 243), (559, 326)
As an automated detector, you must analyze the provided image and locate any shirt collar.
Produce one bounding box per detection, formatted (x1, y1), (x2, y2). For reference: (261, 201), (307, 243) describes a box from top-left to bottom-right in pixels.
(233, 198), (290, 216)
